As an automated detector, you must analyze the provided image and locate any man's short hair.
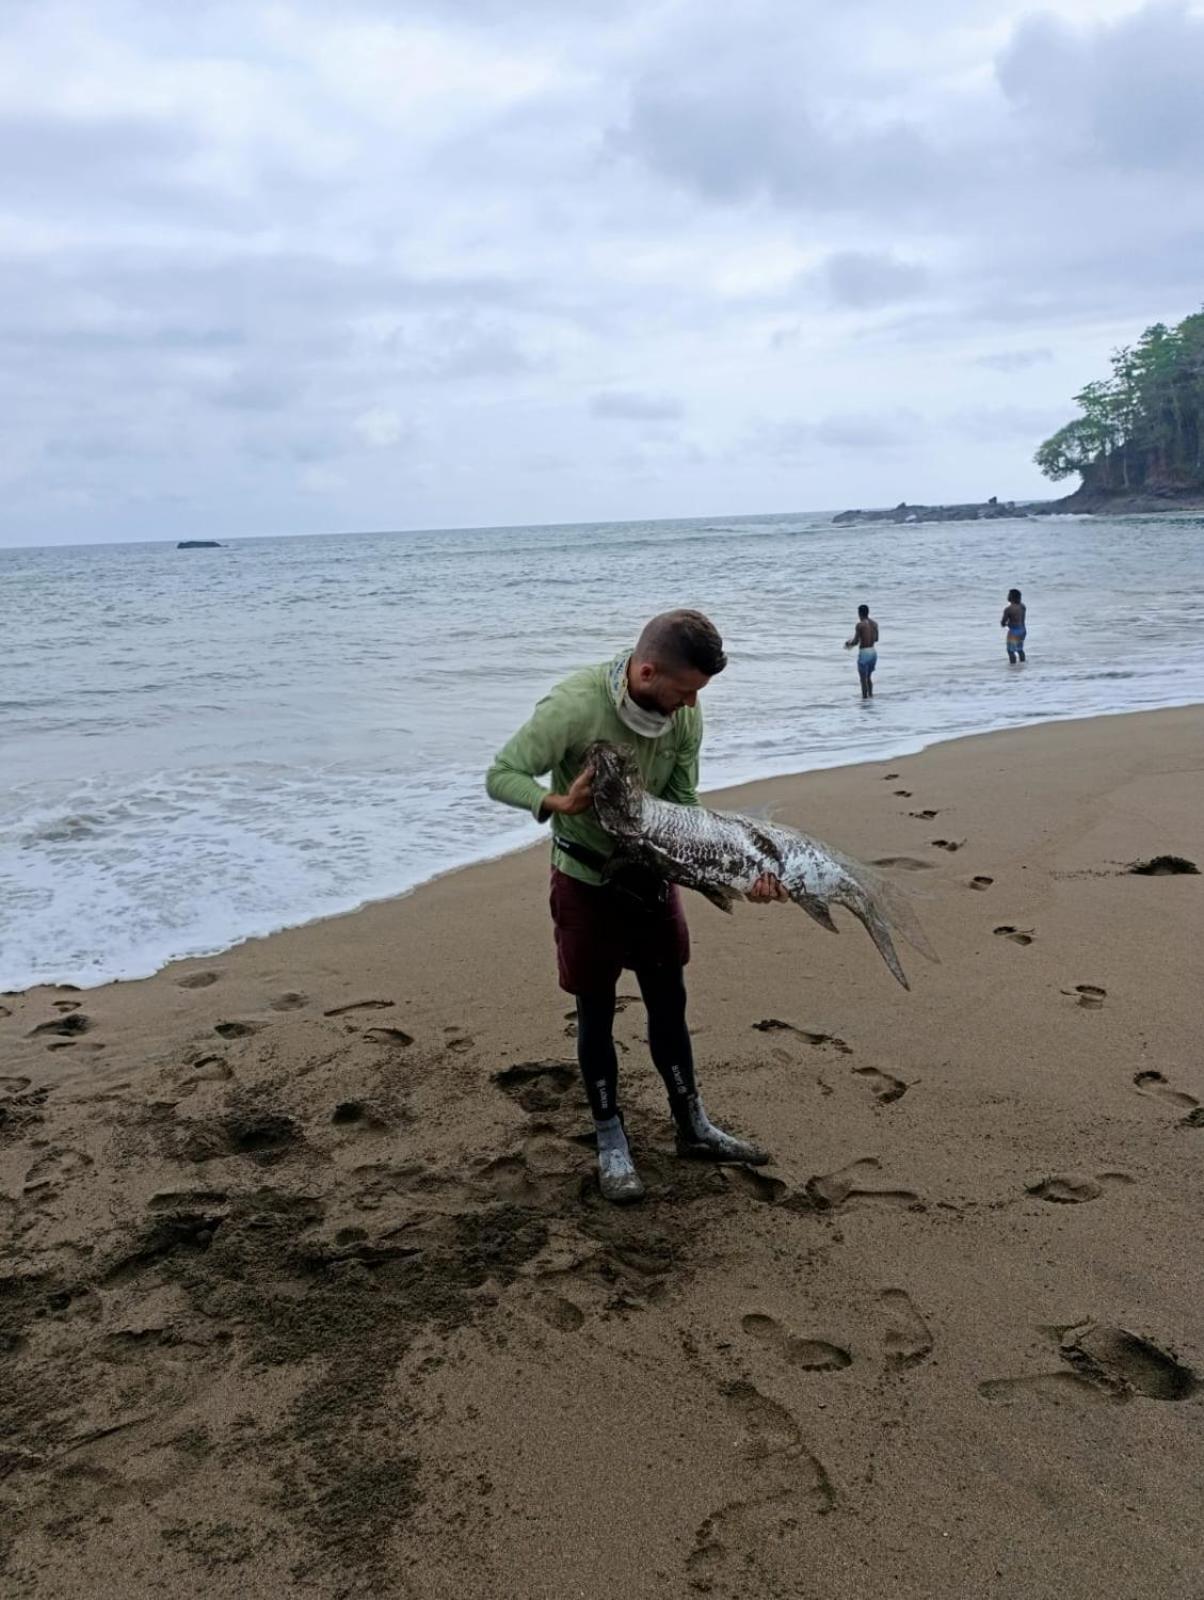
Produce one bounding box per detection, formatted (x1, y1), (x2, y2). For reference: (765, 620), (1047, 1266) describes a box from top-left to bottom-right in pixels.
(858, 604), (870, 618)
(635, 609), (727, 676)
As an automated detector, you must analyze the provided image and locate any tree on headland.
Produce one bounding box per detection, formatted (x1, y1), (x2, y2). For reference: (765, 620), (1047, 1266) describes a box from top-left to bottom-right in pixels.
(1035, 308), (1204, 496)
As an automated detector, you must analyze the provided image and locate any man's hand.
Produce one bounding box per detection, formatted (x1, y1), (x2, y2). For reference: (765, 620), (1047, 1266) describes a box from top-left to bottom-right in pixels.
(747, 873), (789, 904)
(543, 764), (594, 818)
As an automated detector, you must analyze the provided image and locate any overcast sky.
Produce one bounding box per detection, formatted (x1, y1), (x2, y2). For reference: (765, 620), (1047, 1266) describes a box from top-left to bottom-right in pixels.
(2, 0), (1202, 546)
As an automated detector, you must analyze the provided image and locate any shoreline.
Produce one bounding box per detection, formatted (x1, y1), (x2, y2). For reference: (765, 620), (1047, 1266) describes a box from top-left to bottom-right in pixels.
(13, 699), (1203, 996)
(3, 701), (1202, 1597)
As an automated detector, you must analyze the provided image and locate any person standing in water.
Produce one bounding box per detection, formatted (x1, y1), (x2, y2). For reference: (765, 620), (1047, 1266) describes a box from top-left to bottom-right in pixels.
(1001, 588), (1027, 663)
(845, 604), (879, 698)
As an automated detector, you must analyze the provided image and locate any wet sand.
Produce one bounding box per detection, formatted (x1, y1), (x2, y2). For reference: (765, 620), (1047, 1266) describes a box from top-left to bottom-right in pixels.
(2, 706), (1203, 1598)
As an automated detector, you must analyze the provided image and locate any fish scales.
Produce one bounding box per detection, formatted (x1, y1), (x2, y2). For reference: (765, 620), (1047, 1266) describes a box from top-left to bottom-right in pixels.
(586, 740), (930, 989)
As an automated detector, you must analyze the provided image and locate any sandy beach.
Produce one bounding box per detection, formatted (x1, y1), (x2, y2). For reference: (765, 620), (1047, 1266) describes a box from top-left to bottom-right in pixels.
(2, 706), (1203, 1599)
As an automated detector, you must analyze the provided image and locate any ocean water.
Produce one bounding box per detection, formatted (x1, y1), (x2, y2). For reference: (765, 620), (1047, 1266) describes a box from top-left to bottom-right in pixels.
(4, 509), (1204, 991)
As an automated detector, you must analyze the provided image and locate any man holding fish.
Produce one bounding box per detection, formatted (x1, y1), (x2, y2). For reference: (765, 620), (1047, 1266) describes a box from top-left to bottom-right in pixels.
(487, 609), (923, 1202)
(486, 610), (784, 1202)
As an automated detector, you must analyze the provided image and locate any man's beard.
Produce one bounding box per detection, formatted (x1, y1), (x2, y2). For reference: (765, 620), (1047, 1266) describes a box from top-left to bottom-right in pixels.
(627, 680), (675, 716)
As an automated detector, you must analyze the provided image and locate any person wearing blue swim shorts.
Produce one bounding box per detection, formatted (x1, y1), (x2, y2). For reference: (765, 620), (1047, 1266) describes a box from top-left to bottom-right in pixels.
(1002, 587), (1027, 664)
(845, 603), (879, 699)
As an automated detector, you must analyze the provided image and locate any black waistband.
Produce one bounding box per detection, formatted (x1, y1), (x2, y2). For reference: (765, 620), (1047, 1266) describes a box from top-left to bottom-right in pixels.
(553, 835), (667, 909)
(552, 834), (611, 872)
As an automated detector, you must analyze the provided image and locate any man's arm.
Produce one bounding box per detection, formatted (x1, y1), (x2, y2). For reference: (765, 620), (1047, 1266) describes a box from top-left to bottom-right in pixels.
(485, 685), (586, 821)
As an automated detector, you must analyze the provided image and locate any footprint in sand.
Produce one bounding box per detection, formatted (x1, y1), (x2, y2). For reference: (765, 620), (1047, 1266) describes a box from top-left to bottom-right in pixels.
(269, 992), (309, 1012)
(177, 971), (221, 989)
(970, 875), (994, 891)
(686, 1385), (833, 1584)
(23, 1146), (94, 1198)
(1128, 854), (1199, 876)
(362, 1026), (414, 1048)
(323, 999), (395, 1017)
(722, 1165), (789, 1205)
(805, 1156), (919, 1210)
(494, 1060), (580, 1115)
(908, 809), (940, 820)
(871, 856), (936, 872)
(994, 925), (1035, 946)
(183, 1108), (302, 1164)
(981, 1322), (1198, 1405)
(331, 1099), (390, 1130)
(1026, 1174), (1103, 1204)
(723, 1380), (806, 1461)
(176, 1056), (233, 1095)
(1026, 1170), (1133, 1204)
(931, 838), (965, 852)
(853, 1065), (908, 1103)
(883, 773), (899, 781)
(978, 1371), (1110, 1406)
(214, 1020), (269, 1039)
(533, 1294), (586, 1332)
(28, 1013), (92, 1040)
(1133, 1070), (1199, 1114)
(148, 1188), (229, 1211)
(742, 1312), (852, 1371)
(1065, 1323), (1199, 1400)
(752, 1019), (853, 1054)
(880, 1288), (933, 1366)
(893, 789), (913, 797)
(442, 1027), (475, 1054)
(1062, 984), (1106, 1009)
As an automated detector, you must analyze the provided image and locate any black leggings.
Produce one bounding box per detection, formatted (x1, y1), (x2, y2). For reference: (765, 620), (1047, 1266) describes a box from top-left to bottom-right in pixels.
(574, 964), (697, 1124)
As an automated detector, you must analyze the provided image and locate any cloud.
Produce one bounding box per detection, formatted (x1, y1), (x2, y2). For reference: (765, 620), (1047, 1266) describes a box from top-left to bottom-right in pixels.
(974, 348), (1054, 372)
(299, 464), (345, 495)
(209, 370), (293, 412)
(754, 411), (919, 459)
(819, 251), (930, 309)
(0, 110), (200, 207)
(2, 0), (1202, 543)
(950, 405), (1066, 442)
(997, 3), (1204, 172)
(590, 390), (684, 421)
(352, 407), (413, 448)
(615, 74), (955, 218)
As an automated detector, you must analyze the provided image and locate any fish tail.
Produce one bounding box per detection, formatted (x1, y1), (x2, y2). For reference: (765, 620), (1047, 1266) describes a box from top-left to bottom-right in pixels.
(821, 854), (928, 987)
(860, 903), (910, 989)
(841, 857), (938, 965)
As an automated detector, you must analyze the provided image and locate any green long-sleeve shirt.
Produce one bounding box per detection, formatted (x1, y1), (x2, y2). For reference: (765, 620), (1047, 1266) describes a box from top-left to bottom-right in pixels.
(485, 650), (702, 886)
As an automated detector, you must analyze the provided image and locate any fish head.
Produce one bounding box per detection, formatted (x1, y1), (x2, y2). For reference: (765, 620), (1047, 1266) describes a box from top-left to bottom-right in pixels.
(584, 740), (643, 837)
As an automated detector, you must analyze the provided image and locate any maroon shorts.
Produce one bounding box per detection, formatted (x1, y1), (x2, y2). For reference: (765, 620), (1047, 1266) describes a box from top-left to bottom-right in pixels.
(549, 868), (690, 996)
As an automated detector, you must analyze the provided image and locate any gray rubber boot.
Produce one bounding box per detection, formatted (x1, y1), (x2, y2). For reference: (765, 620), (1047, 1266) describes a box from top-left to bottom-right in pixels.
(595, 1115), (645, 1203)
(674, 1093), (769, 1165)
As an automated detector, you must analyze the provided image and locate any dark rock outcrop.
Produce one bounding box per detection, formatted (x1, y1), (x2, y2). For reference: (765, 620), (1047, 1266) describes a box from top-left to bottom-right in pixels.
(832, 499), (1046, 527)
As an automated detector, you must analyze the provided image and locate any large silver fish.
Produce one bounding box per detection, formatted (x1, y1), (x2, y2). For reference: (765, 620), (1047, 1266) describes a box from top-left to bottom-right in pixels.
(586, 740), (933, 988)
